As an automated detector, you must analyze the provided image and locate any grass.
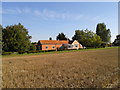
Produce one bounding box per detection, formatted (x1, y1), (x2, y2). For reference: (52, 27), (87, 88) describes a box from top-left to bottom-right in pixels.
(2, 46), (119, 57)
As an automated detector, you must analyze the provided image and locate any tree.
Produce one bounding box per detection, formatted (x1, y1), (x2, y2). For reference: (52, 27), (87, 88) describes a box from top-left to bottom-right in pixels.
(29, 44), (36, 50)
(49, 37), (52, 40)
(72, 29), (102, 47)
(2, 23), (32, 52)
(113, 34), (120, 46)
(96, 23), (111, 43)
(56, 32), (68, 40)
(0, 24), (2, 42)
(0, 25), (2, 54)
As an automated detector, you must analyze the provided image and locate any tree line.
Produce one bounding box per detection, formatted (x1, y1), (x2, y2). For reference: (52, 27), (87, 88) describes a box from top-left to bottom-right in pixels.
(1, 22), (119, 54)
(56, 23), (114, 48)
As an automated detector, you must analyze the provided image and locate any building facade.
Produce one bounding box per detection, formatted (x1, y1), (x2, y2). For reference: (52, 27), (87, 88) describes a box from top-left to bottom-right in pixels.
(37, 40), (68, 50)
(61, 40), (83, 50)
(36, 40), (83, 51)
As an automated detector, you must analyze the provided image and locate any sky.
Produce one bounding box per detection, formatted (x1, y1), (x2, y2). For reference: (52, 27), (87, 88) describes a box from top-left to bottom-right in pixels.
(2, 2), (118, 42)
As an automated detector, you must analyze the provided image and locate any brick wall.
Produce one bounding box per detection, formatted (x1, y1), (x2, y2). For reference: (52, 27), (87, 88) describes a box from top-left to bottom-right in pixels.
(41, 44), (62, 50)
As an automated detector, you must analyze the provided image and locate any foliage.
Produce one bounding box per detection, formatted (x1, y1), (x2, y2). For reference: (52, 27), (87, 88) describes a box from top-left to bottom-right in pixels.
(0, 25), (2, 55)
(2, 52), (13, 55)
(2, 23), (32, 52)
(27, 50), (37, 53)
(72, 29), (102, 47)
(0, 24), (2, 41)
(56, 32), (68, 40)
(106, 43), (112, 47)
(96, 23), (111, 43)
(30, 44), (36, 50)
(31, 42), (37, 44)
(113, 34), (120, 46)
(101, 42), (107, 48)
(18, 51), (26, 54)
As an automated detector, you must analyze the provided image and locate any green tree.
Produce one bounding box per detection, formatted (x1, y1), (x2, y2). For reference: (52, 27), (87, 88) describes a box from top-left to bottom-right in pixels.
(0, 24), (2, 41)
(96, 23), (111, 43)
(0, 25), (2, 54)
(72, 29), (102, 47)
(113, 34), (120, 46)
(29, 44), (36, 50)
(56, 32), (68, 40)
(2, 23), (32, 52)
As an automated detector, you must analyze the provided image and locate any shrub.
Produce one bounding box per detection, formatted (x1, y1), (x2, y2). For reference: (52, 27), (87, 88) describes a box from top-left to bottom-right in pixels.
(35, 50), (40, 53)
(18, 51), (26, 54)
(101, 43), (107, 48)
(2, 52), (13, 55)
(29, 44), (36, 50)
(27, 50), (40, 54)
(106, 43), (112, 47)
(30, 50), (37, 53)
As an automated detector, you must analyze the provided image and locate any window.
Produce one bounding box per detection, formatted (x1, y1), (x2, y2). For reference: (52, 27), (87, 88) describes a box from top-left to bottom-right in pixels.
(69, 46), (71, 48)
(52, 46), (55, 48)
(46, 46), (48, 49)
(74, 44), (78, 47)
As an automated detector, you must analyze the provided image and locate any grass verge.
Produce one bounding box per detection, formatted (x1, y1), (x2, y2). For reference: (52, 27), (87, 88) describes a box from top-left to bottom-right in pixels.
(2, 46), (119, 58)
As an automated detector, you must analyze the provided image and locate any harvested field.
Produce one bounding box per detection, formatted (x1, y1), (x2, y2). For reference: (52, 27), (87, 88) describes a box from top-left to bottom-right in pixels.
(2, 48), (119, 88)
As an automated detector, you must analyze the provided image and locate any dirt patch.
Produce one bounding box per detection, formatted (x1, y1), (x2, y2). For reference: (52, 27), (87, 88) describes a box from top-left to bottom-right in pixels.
(2, 48), (119, 88)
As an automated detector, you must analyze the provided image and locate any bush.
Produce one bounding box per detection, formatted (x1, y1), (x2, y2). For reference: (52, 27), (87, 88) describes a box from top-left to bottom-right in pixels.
(30, 50), (37, 53)
(2, 52), (13, 55)
(27, 50), (40, 54)
(86, 47), (95, 49)
(18, 51), (26, 54)
(29, 44), (36, 50)
(101, 43), (107, 48)
(106, 43), (112, 47)
(26, 50), (56, 54)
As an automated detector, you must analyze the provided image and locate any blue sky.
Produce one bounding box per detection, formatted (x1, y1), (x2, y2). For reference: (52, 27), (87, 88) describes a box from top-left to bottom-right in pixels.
(2, 2), (118, 42)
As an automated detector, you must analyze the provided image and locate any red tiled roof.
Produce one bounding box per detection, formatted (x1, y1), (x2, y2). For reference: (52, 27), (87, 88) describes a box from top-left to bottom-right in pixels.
(39, 40), (69, 44)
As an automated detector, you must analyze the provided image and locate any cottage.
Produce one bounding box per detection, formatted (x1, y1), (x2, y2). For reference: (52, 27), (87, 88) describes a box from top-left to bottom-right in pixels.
(37, 40), (68, 50)
(61, 40), (83, 50)
(36, 40), (83, 51)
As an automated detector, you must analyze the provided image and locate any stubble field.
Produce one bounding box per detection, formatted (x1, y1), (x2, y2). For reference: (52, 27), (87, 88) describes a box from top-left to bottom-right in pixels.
(2, 48), (119, 88)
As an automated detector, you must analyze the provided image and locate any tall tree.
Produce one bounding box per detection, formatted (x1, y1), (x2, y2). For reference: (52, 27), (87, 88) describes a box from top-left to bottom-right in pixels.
(0, 24), (2, 41)
(2, 23), (32, 52)
(72, 29), (102, 47)
(56, 32), (68, 40)
(96, 23), (111, 43)
(0, 25), (2, 54)
(113, 34), (120, 46)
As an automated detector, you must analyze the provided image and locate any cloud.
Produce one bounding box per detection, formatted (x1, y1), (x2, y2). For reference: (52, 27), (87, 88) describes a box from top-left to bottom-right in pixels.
(33, 8), (84, 21)
(34, 10), (42, 16)
(2, 7), (109, 22)
(2, 8), (31, 14)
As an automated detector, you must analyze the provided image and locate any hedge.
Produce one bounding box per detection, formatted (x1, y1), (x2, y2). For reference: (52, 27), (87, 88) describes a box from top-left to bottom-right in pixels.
(18, 51), (26, 54)
(2, 52), (13, 55)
